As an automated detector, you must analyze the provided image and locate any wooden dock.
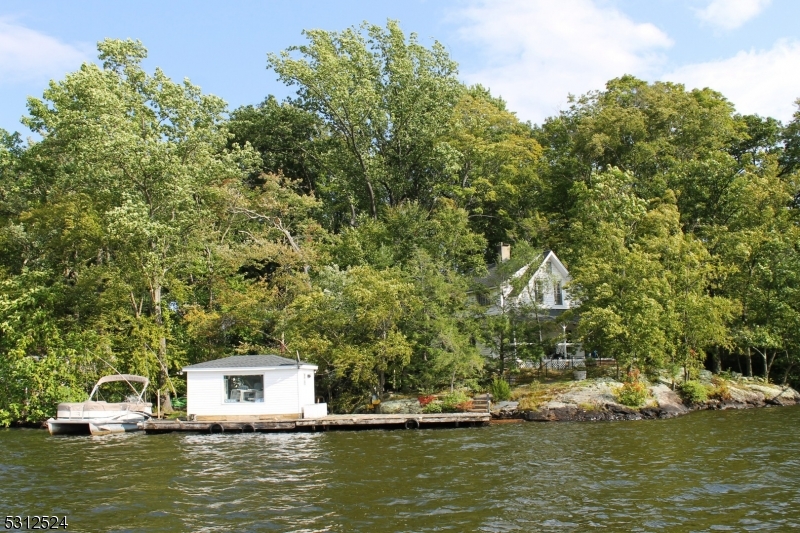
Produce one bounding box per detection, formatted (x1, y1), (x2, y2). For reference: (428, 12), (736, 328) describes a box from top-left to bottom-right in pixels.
(141, 412), (490, 434)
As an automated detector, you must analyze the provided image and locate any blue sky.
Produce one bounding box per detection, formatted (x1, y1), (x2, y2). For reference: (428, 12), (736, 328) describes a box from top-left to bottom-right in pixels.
(2, 0), (799, 136)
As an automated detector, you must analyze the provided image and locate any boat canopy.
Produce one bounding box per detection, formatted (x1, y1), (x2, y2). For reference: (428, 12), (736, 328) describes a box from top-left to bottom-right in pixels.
(97, 374), (149, 386)
(89, 374), (149, 402)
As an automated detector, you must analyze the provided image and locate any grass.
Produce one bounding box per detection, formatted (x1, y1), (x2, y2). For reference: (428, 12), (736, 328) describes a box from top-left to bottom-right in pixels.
(513, 380), (574, 410)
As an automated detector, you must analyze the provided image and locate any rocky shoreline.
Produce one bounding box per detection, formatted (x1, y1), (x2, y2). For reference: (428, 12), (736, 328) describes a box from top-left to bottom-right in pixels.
(491, 379), (800, 422)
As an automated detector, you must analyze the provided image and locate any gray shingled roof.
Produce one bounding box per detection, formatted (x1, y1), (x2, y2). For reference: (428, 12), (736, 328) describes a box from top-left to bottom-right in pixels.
(183, 354), (312, 370)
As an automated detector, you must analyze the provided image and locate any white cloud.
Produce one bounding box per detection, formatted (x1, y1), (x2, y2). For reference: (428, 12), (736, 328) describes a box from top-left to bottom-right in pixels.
(695, 0), (771, 30)
(0, 18), (91, 85)
(664, 39), (800, 122)
(452, 0), (672, 124)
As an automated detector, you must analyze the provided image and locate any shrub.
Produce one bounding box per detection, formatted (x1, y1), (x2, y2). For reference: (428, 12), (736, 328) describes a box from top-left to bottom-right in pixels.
(422, 402), (443, 413)
(613, 370), (649, 408)
(441, 391), (470, 412)
(455, 400), (474, 411)
(490, 377), (511, 402)
(680, 380), (709, 404)
(709, 377), (732, 401)
(418, 395), (436, 407)
(615, 380), (649, 407)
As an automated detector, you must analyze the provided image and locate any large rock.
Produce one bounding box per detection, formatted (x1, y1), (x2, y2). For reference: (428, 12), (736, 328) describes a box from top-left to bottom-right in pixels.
(557, 381), (618, 407)
(726, 384), (767, 407)
(650, 384), (690, 417)
(746, 384), (800, 406)
(514, 378), (800, 423)
(377, 399), (422, 414)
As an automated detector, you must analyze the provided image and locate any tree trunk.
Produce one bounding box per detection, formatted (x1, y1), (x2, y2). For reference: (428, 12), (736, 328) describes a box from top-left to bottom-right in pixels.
(782, 360), (794, 386)
(366, 180), (377, 220)
(745, 347), (753, 377)
(151, 283), (173, 414)
(498, 333), (505, 374)
(712, 347), (722, 374)
(762, 350), (769, 381)
(766, 350), (780, 380)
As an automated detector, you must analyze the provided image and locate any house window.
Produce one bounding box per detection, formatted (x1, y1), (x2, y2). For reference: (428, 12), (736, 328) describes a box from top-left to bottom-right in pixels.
(224, 375), (264, 403)
(555, 282), (563, 306)
(477, 292), (491, 306)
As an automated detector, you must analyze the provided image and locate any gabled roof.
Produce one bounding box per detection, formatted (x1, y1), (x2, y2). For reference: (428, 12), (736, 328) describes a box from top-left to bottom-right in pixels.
(540, 250), (569, 279)
(183, 354), (315, 371)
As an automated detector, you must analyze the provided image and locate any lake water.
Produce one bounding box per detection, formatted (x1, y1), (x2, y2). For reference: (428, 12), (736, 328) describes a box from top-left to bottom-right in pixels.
(2, 407), (799, 532)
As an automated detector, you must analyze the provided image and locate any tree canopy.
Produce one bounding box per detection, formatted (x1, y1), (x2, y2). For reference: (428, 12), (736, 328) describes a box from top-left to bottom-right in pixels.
(1, 23), (800, 423)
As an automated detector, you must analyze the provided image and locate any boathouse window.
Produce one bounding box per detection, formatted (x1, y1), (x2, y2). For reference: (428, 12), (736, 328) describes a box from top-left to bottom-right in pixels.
(224, 375), (264, 403)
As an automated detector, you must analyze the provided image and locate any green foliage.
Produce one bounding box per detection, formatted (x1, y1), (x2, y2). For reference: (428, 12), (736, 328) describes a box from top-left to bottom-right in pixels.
(490, 377), (511, 402)
(422, 401), (443, 414)
(440, 390), (470, 412)
(268, 20), (461, 219)
(614, 380), (649, 408)
(5, 29), (800, 422)
(287, 265), (419, 397)
(679, 380), (709, 404)
(709, 377), (732, 401)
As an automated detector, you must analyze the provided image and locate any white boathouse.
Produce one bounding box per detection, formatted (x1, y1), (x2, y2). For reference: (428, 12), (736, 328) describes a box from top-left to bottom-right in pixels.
(183, 355), (326, 420)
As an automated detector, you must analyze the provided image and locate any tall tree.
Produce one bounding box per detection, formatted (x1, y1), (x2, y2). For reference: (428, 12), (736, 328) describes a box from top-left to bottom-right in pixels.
(267, 20), (462, 219)
(20, 39), (257, 407)
(442, 86), (545, 252)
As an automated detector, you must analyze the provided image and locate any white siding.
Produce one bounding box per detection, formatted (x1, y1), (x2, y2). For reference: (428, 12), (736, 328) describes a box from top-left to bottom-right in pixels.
(298, 369), (316, 406)
(186, 367), (317, 417)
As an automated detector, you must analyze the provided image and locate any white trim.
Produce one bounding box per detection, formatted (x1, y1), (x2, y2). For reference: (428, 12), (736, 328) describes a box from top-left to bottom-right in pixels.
(184, 364), (318, 373)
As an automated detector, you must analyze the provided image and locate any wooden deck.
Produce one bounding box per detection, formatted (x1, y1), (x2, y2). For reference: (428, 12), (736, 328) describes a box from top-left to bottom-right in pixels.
(141, 412), (490, 434)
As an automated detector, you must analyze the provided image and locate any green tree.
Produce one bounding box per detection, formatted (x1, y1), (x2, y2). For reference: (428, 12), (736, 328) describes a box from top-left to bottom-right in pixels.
(268, 20), (462, 219)
(287, 265), (419, 411)
(327, 199), (485, 395)
(19, 38), (257, 408)
(780, 99), (800, 177)
(568, 169), (668, 373)
(441, 86), (545, 251)
(535, 76), (744, 246)
(228, 96), (327, 196)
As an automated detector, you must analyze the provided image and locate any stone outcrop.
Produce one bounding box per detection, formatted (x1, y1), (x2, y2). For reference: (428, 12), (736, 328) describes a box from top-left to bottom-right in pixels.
(493, 378), (800, 422)
(376, 399), (422, 414)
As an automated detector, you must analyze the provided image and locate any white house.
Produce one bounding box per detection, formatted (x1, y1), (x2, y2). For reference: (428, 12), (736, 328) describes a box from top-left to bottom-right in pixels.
(478, 249), (574, 316)
(183, 354), (326, 420)
(475, 248), (583, 359)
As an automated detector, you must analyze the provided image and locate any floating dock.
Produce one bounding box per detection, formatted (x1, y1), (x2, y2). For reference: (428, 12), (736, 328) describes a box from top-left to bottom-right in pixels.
(141, 412), (490, 434)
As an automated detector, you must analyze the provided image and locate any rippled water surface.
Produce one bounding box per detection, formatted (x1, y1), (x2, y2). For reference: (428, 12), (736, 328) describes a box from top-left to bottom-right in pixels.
(3, 407), (800, 532)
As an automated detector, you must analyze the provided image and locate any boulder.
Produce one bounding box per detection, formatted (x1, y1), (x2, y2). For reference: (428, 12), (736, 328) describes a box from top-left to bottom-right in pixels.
(377, 399), (422, 414)
(650, 384), (690, 416)
(727, 385), (766, 407)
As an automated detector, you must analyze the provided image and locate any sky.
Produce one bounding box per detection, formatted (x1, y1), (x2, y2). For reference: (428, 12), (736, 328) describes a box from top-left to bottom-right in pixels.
(2, 0), (800, 136)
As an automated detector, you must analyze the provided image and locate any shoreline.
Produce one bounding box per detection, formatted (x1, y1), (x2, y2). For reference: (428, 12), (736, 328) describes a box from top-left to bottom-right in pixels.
(8, 378), (800, 430)
(492, 378), (800, 422)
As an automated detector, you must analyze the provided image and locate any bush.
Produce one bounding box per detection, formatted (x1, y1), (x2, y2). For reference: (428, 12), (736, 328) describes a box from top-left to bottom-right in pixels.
(709, 377), (732, 401)
(680, 380), (709, 404)
(490, 378), (511, 402)
(422, 402), (442, 413)
(441, 391), (470, 412)
(615, 380), (649, 407)
(418, 395), (436, 407)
